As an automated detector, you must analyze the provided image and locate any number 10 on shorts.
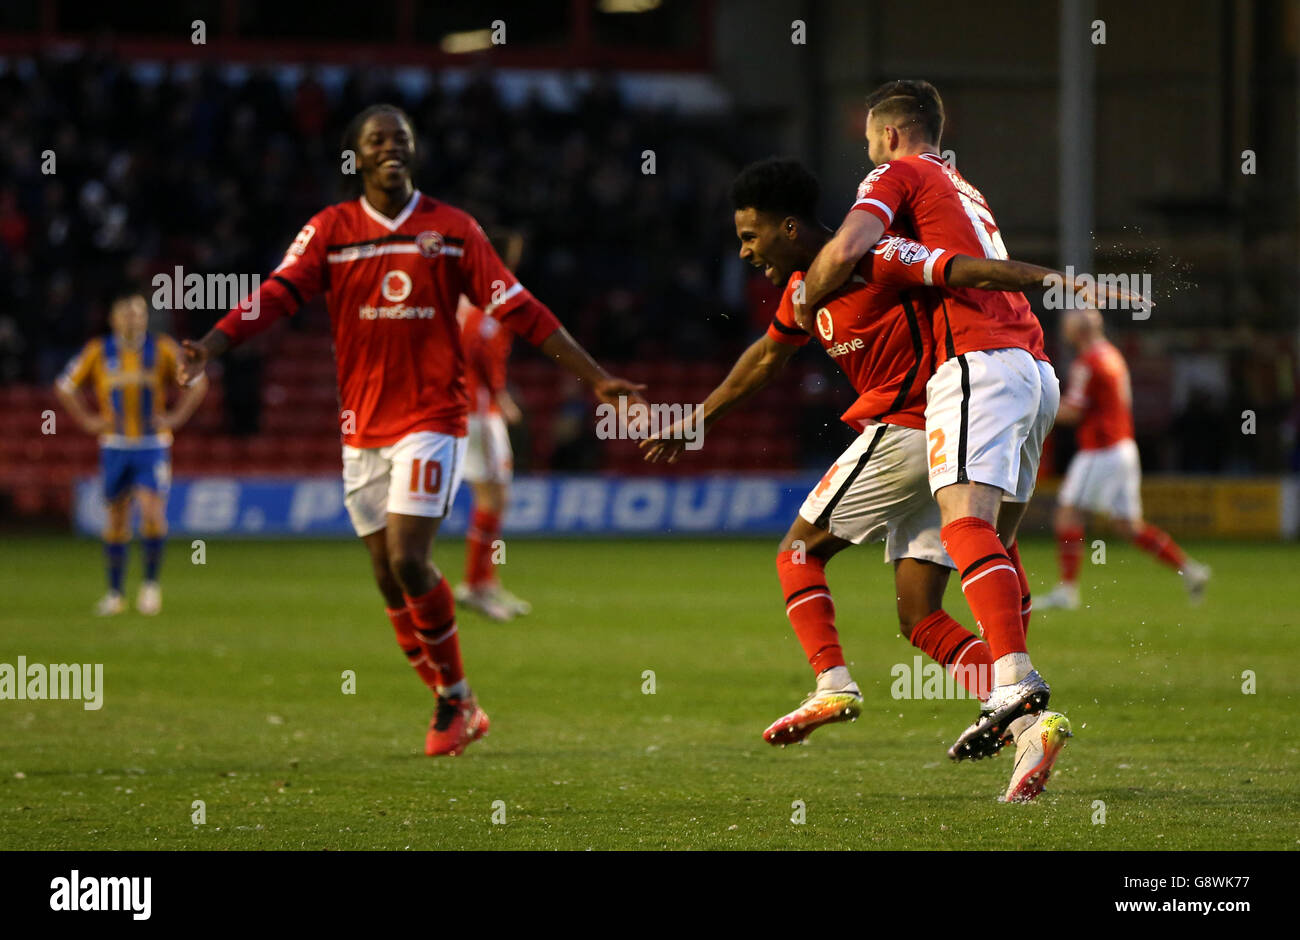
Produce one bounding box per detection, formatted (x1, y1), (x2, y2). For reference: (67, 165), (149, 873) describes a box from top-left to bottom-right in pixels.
(410, 458), (442, 495)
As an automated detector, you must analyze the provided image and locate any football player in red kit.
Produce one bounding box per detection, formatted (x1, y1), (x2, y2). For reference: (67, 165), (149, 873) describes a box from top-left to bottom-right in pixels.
(646, 160), (1108, 798)
(455, 229), (532, 622)
(798, 81), (1071, 798)
(1038, 308), (1210, 609)
(178, 105), (643, 757)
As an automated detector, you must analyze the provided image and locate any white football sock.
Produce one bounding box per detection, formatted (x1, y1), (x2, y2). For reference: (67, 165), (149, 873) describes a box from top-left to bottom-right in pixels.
(994, 652), (1033, 687)
(816, 665), (858, 694)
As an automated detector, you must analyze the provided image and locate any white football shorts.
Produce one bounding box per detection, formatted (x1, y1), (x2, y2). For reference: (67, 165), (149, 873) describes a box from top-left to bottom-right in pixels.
(798, 423), (953, 568)
(1058, 438), (1142, 520)
(924, 347), (1060, 502)
(342, 430), (467, 537)
(463, 413), (513, 485)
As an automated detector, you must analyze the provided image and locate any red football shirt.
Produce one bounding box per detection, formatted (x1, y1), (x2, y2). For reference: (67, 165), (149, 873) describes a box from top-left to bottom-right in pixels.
(214, 190), (560, 447)
(766, 235), (950, 432)
(459, 297), (513, 416)
(851, 152), (1047, 365)
(1063, 339), (1134, 450)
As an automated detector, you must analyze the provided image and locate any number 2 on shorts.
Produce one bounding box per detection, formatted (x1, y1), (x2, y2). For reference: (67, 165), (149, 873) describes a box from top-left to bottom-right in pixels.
(928, 429), (946, 469)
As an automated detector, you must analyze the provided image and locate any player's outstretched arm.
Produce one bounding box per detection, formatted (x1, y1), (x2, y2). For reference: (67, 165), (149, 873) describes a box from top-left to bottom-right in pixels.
(537, 326), (646, 407)
(945, 255), (1153, 312)
(641, 334), (797, 464)
(795, 211), (886, 331)
(179, 217), (327, 385)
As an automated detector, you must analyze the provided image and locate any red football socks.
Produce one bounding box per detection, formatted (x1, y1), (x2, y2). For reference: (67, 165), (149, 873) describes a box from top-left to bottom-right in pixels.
(405, 579), (465, 689)
(776, 550), (844, 675)
(908, 609), (992, 700)
(1133, 522), (1186, 570)
(1005, 538), (1032, 635)
(386, 606), (440, 693)
(1057, 524), (1084, 585)
(464, 507), (501, 588)
(941, 516), (1027, 661)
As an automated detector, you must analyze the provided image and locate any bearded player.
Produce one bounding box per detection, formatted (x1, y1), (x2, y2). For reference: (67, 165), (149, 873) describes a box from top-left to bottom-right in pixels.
(1038, 308), (1210, 610)
(798, 81), (1072, 799)
(646, 160), (1101, 801)
(177, 105), (643, 757)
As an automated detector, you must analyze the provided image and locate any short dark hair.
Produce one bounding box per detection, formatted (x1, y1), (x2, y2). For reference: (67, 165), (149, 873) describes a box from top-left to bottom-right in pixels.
(864, 80), (944, 145)
(341, 104), (416, 194)
(107, 282), (146, 308)
(730, 158), (821, 224)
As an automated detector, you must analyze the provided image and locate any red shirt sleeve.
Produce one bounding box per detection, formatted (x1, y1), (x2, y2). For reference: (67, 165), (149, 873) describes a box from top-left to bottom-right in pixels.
(458, 218), (561, 347)
(858, 236), (957, 291)
(765, 273), (811, 347)
(461, 218), (525, 317)
(214, 213), (328, 345)
(850, 160), (919, 230)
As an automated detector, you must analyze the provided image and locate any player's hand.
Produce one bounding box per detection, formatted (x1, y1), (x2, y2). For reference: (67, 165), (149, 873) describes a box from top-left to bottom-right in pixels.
(592, 376), (648, 410)
(640, 434), (687, 464)
(640, 407), (706, 464)
(154, 412), (178, 433)
(1075, 279), (1154, 316)
(177, 339), (210, 386)
(80, 415), (110, 435)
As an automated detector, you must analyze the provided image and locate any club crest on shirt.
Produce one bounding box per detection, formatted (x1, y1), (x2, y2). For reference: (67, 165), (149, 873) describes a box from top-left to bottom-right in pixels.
(381, 270), (413, 302)
(816, 307), (835, 342)
(876, 235), (930, 265)
(416, 230), (444, 258)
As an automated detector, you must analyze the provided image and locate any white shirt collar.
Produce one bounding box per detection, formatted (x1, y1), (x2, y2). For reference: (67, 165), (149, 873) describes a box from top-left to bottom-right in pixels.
(360, 189), (421, 231)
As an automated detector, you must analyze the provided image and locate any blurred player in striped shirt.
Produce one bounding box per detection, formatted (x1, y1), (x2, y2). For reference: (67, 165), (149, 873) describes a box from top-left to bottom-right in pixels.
(55, 287), (209, 616)
(1038, 309), (1210, 609)
(455, 229), (531, 622)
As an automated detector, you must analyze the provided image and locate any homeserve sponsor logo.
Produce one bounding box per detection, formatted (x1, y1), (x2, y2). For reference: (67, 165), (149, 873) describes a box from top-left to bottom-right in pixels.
(826, 337), (864, 358)
(359, 269), (435, 319)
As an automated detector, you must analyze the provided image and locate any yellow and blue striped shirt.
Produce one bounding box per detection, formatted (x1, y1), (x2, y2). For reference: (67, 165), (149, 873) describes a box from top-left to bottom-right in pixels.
(58, 332), (182, 448)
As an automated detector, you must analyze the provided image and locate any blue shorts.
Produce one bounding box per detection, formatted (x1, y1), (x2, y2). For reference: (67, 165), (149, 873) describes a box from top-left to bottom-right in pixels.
(101, 445), (171, 501)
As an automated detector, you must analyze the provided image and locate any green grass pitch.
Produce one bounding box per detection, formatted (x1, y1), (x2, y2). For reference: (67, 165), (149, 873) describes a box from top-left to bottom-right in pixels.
(1, 534), (1296, 850)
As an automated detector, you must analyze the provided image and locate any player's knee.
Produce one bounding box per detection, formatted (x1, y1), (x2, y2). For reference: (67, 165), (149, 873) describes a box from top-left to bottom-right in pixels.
(387, 551), (429, 593)
(896, 602), (934, 640)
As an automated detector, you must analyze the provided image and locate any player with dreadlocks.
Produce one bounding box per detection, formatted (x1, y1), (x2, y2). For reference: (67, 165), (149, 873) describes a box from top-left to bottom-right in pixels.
(179, 104), (644, 756)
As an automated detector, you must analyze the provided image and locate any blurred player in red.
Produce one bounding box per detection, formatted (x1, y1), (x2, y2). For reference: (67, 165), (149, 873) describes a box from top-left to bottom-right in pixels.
(55, 287), (209, 617)
(177, 105), (642, 757)
(798, 80), (1070, 798)
(645, 160), (1088, 776)
(455, 229), (531, 622)
(1038, 309), (1210, 609)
